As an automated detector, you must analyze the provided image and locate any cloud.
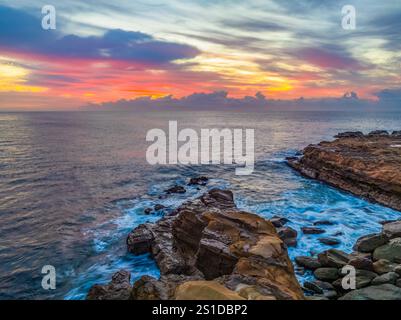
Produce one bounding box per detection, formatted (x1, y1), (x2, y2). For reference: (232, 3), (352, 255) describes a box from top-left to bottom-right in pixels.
(297, 47), (363, 70)
(0, 5), (199, 64)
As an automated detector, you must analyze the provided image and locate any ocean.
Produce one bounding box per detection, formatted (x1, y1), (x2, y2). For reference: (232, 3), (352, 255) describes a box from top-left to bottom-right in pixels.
(0, 110), (400, 299)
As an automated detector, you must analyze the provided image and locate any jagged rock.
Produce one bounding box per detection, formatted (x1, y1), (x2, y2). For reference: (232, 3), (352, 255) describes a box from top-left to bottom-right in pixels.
(287, 134), (401, 211)
(318, 237), (341, 246)
(318, 249), (350, 268)
(295, 256), (322, 270)
(373, 238), (401, 263)
(368, 130), (389, 136)
(339, 284), (401, 300)
(165, 185), (186, 194)
(371, 272), (399, 285)
(373, 259), (399, 274)
(353, 233), (388, 253)
(270, 216), (290, 228)
(277, 226), (298, 247)
(302, 227), (325, 234)
(86, 270), (132, 300)
(314, 268), (340, 281)
(334, 131), (364, 138)
(127, 224), (154, 255)
(126, 189), (304, 300)
(383, 221), (401, 239)
(392, 131), (401, 136)
(188, 176), (209, 186)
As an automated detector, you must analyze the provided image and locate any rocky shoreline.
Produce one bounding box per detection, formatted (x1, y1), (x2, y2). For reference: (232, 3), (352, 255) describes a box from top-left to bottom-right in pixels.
(88, 187), (304, 300)
(86, 131), (401, 300)
(287, 130), (401, 211)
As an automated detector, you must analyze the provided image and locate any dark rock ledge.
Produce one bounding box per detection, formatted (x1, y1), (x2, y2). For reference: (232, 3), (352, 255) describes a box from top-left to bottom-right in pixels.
(287, 130), (401, 211)
(87, 189), (304, 300)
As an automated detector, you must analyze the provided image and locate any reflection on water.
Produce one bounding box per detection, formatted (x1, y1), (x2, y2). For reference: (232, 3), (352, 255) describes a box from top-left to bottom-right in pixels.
(0, 110), (400, 299)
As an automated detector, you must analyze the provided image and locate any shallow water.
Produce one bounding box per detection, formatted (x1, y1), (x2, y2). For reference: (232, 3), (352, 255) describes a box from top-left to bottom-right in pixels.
(0, 110), (400, 299)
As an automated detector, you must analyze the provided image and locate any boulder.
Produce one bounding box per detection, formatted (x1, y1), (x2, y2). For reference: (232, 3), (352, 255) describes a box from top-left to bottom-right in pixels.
(127, 224), (154, 255)
(295, 256), (322, 270)
(314, 268), (340, 281)
(349, 257), (374, 271)
(86, 270), (132, 300)
(397, 279), (401, 288)
(353, 233), (388, 253)
(301, 227), (325, 234)
(318, 249), (350, 268)
(371, 272), (399, 285)
(373, 238), (401, 263)
(339, 284), (401, 300)
(373, 259), (399, 274)
(277, 226), (298, 247)
(303, 280), (335, 295)
(154, 204), (166, 211)
(394, 265), (401, 276)
(318, 237), (341, 246)
(188, 176), (209, 186)
(383, 221), (401, 239)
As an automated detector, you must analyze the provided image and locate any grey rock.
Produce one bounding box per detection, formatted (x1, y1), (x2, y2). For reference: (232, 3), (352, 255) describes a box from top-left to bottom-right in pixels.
(373, 238), (401, 263)
(373, 259), (399, 274)
(353, 233), (388, 253)
(383, 221), (401, 239)
(318, 249), (350, 268)
(314, 268), (340, 281)
(371, 272), (399, 285)
(295, 256), (322, 270)
(339, 284), (401, 300)
(318, 237), (341, 246)
(368, 130), (389, 136)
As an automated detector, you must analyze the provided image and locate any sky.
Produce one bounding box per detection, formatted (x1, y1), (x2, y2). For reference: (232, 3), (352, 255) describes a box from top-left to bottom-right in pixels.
(0, 0), (400, 110)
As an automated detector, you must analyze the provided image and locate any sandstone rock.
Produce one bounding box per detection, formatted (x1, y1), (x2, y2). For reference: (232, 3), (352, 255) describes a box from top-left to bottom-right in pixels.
(373, 259), (399, 274)
(314, 268), (340, 281)
(373, 238), (401, 263)
(339, 284), (401, 300)
(383, 221), (401, 239)
(318, 249), (350, 268)
(371, 272), (399, 285)
(175, 281), (245, 300)
(127, 189), (304, 300)
(86, 270), (132, 300)
(295, 256), (322, 270)
(270, 215), (290, 228)
(353, 233), (388, 253)
(302, 227), (325, 234)
(287, 134), (401, 211)
(318, 237), (341, 246)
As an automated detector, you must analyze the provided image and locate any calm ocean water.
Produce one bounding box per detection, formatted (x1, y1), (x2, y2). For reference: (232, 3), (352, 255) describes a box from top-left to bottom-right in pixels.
(1, 110), (401, 299)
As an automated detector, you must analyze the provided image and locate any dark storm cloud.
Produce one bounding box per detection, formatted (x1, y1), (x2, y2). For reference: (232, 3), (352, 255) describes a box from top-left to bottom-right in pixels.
(0, 5), (199, 64)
